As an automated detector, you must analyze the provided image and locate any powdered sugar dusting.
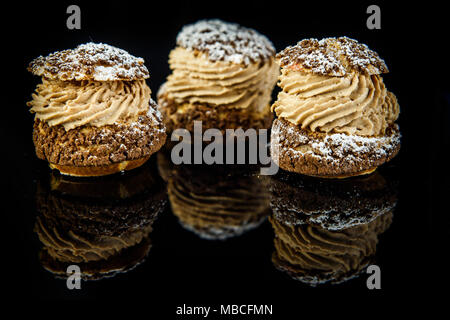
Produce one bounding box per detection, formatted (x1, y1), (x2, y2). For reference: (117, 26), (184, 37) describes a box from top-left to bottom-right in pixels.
(28, 42), (149, 81)
(176, 19), (275, 65)
(271, 120), (401, 168)
(310, 133), (397, 160)
(94, 100), (165, 152)
(277, 37), (388, 76)
(147, 98), (165, 132)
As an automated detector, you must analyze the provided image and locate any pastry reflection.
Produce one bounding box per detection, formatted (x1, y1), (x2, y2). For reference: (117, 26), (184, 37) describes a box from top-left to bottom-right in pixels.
(34, 161), (167, 280)
(269, 170), (397, 286)
(158, 151), (270, 240)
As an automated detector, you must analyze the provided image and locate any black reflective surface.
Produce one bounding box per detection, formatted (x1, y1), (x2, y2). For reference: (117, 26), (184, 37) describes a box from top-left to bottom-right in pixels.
(5, 0), (445, 315)
(21, 149), (429, 306)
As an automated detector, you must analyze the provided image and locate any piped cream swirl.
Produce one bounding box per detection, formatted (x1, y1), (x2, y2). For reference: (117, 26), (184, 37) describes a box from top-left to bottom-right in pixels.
(163, 47), (279, 114)
(271, 68), (399, 136)
(28, 79), (151, 130)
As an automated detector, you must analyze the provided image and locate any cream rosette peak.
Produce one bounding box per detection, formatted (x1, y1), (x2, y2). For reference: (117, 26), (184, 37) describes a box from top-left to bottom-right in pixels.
(272, 37), (400, 137)
(162, 19), (279, 114)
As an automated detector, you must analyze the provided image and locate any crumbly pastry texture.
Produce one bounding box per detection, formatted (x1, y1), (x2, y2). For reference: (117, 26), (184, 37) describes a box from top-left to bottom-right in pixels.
(28, 42), (149, 81)
(158, 92), (273, 133)
(271, 118), (400, 177)
(277, 37), (388, 76)
(271, 38), (400, 177)
(33, 101), (166, 167)
(176, 19), (275, 65)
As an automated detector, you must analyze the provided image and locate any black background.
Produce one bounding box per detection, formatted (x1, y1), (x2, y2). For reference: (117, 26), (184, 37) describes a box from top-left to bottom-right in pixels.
(4, 0), (447, 315)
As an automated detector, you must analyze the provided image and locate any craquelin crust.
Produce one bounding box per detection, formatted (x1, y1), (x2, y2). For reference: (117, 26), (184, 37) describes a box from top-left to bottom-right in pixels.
(158, 92), (273, 133)
(28, 43), (149, 81)
(277, 37), (389, 76)
(176, 19), (275, 65)
(33, 112), (166, 176)
(271, 118), (400, 178)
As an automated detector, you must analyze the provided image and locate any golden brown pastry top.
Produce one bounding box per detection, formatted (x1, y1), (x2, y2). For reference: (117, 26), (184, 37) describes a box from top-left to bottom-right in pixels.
(277, 37), (388, 76)
(28, 43), (149, 81)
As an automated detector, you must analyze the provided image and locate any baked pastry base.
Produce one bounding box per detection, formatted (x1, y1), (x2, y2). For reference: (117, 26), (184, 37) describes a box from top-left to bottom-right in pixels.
(49, 156), (150, 177)
(33, 111), (166, 177)
(308, 167), (377, 179)
(271, 118), (400, 178)
(158, 93), (273, 133)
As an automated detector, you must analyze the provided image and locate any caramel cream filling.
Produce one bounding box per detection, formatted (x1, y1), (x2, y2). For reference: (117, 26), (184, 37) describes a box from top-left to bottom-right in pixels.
(271, 68), (399, 136)
(28, 79), (151, 130)
(163, 47), (279, 115)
